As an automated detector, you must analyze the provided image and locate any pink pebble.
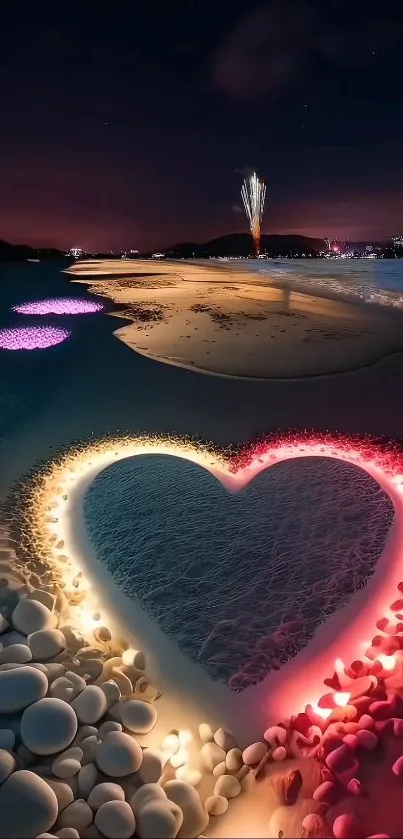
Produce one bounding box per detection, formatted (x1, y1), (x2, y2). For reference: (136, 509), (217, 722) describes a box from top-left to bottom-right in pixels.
(343, 734), (358, 749)
(326, 744), (355, 774)
(333, 814), (359, 839)
(392, 755), (403, 776)
(356, 729), (378, 750)
(366, 835), (392, 838)
(358, 714), (374, 730)
(272, 746), (287, 762)
(313, 780), (337, 803)
(347, 777), (362, 795)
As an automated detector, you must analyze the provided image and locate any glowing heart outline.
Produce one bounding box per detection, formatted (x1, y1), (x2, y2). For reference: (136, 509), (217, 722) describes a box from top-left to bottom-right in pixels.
(28, 432), (403, 742)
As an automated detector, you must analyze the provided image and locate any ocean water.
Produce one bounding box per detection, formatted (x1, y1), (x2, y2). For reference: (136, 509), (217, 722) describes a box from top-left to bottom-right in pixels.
(212, 258), (403, 307)
(84, 453), (393, 691)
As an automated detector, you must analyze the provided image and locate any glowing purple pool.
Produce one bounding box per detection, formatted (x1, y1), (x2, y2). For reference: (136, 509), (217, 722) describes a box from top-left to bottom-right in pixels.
(0, 326), (71, 350)
(13, 297), (104, 315)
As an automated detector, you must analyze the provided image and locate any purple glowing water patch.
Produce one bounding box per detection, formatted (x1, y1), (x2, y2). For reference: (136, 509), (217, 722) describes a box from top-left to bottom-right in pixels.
(13, 297), (104, 315)
(0, 326), (71, 350)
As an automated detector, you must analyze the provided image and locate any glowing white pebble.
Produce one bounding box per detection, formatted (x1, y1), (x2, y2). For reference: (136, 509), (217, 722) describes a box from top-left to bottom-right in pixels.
(121, 648), (146, 670)
(198, 723), (214, 744)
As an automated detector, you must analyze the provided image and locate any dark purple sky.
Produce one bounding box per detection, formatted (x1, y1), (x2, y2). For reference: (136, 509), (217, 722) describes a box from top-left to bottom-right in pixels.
(2, 1), (403, 250)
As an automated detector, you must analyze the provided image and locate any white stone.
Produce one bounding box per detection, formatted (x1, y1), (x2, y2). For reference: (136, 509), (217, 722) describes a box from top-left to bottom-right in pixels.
(36, 834), (58, 838)
(0, 614), (9, 634)
(205, 795), (228, 816)
(44, 779), (74, 813)
(72, 686), (108, 725)
(225, 747), (243, 772)
(0, 729), (15, 750)
(212, 761), (226, 779)
(136, 800), (182, 839)
(0, 666), (47, 713)
(51, 748), (83, 779)
(95, 731), (142, 777)
(99, 681), (121, 708)
(119, 700), (157, 735)
(198, 723), (214, 744)
(163, 780), (208, 838)
(161, 733), (179, 755)
(0, 770), (58, 838)
(57, 800), (93, 832)
(73, 726), (99, 745)
(55, 830), (80, 839)
(213, 728), (235, 752)
(13, 600), (55, 635)
(98, 721), (122, 739)
(0, 748), (15, 783)
(214, 774), (241, 799)
(200, 741), (226, 771)
(95, 801), (135, 839)
(272, 745), (287, 762)
(121, 648), (146, 670)
(139, 749), (163, 784)
(28, 590), (55, 612)
(0, 643), (32, 664)
(21, 698), (78, 755)
(77, 763), (98, 799)
(88, 783), (125, 812)
(28, 630), (66, 661)
(45, 663), (66, 683)
(64, 672), (86, 698)
(49, 678), (75, 703)
(242, 742), (267, 766)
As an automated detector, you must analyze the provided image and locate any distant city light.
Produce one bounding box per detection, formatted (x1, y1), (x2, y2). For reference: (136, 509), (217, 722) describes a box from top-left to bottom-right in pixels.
(0, 326), (70, 350)
(241, 171), (266, 256)
(13, 298), (104, 315)
(68, 248), (83, 258)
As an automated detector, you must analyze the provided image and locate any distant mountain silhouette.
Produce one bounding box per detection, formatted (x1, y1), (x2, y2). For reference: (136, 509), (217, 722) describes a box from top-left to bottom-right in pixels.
(159, 232), (325, 258)
(0, 239), (64, 261)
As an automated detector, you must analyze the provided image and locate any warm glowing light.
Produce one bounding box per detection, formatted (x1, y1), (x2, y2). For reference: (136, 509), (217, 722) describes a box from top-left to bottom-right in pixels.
(334, 657), (345, 673)
(311, 703), (332, 720)
(13, 297), (104, 315)
(378, 654), (396, 671)
(241, 171), (266, 256)
(333, 691), (351, 707)
(0, 325), (70, 350)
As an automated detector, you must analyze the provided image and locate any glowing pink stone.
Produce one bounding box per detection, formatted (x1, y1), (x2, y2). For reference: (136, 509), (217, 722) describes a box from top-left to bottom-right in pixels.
(0, 326), (70, 350)
(12, 297), (103, 315)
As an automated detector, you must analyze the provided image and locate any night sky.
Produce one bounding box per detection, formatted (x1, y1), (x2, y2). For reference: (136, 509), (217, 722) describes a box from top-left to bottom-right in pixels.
(2, 1), (403, 251)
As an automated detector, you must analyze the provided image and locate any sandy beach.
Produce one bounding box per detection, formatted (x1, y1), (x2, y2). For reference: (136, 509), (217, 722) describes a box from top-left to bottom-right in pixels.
(67, 259), (403, 378)
(2, 258), (403, 837)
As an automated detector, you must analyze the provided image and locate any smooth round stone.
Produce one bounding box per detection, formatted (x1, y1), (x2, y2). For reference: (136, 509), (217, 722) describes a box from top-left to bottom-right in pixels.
(213, 728), (235, 752)
(119, 700), (157, 735)
(36, 834), (58, 838)
(44, 779), (74, 813)
(130, 783), (167, 814)
(136, 800), (182, 839)
(0, 666), (48, 713)
(1, 631), (27, 647)
(55, 830), (80, 838)
(0, 643), (32, 664)
(212, 761), (226, 779)
(13, 600), (55, 635)
(49, 678), (75, 703)
(0, 729), (15, 750)
(98, 721), (122, 739)
(95, 731), (142, 777)
(81, 736), (98, 765)
(88, 783), (125, 812)
(28, 630), (66, 661)
(163, 780), (208, 838)
(199, 723), (214, 744)
(72, 687), (108, 725)
(0, 770), (58, 838)
(100, 682), (121, 708)
(77, 763), (98, 799)
(95, 801), (135, 839)
(57, 800), (93, 832)
(52, 747), (83, 779)
(214, 774), (241, 799)
(73, 726), (99, 745)
(21, 698), (78, 755)
(205, 795), (228, 816)
(139, 749), (163, 784)
(242, 742), (267, 766)
(0, 748), (15, 783)
(28, 589), (55, 612)
(121, 648), (146, 670)
(0, 615), (9, 634)
(225, 748), (243, 772)
(200, 741), (226, 771)
(272, 746), (287, 762)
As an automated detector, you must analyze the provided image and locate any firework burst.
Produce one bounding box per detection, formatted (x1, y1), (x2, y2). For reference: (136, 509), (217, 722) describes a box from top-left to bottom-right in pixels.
(241, 171), (266, 256)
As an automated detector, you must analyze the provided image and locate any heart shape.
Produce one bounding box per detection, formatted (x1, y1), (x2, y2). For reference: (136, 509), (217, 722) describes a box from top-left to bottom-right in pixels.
(84, 450), (393, 692)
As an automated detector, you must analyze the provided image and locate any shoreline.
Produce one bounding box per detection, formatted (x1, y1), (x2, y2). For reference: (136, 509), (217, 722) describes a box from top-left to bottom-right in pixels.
(67, 259), (403, 380)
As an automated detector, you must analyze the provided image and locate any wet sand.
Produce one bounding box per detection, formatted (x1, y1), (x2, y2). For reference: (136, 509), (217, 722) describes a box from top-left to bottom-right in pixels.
(67, 259), (403, 379)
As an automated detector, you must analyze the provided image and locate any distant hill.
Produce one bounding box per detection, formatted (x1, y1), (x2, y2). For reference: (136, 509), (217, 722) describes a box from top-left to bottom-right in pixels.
(0, 239), (64, 261)
(160, 232), (325, 259)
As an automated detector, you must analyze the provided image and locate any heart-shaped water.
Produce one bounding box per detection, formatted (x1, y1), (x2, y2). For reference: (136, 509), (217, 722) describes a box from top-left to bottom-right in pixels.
(84, 453), (393, 691)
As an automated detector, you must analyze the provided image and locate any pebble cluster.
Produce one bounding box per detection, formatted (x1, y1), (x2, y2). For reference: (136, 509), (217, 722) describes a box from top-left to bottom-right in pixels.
(0, 586), (247, 839)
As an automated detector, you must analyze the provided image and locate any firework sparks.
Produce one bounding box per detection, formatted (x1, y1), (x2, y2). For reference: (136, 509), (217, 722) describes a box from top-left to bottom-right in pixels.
(241, 171), (266, 256)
